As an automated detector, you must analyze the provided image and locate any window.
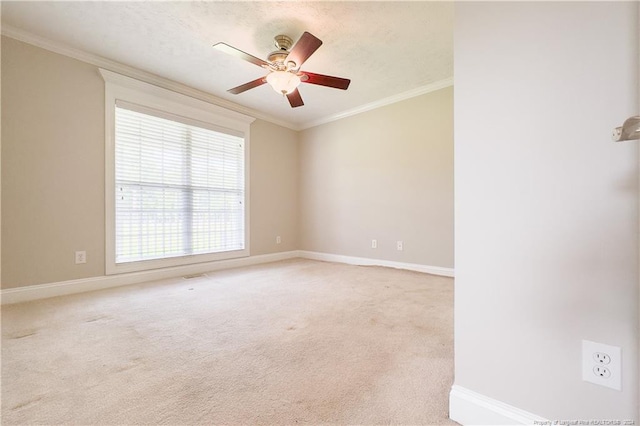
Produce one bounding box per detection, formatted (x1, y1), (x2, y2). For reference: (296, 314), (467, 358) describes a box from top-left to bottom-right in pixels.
(115, 103), (245, 263)
(102, 70), (254, 274)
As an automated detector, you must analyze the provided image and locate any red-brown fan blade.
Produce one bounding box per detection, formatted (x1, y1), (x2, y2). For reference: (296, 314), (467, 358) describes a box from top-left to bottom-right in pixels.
(286, 89), (304, 108)
(228, 77), (266, 95)
(300, 72), (351, 90)
(213, 42), (270, 68)
(285, 32), (322, 70)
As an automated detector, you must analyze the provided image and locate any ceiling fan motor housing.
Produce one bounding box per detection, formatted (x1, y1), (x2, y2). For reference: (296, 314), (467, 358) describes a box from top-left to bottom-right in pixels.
(273, 35), (293, 51)
(267, 50), (289, 67)
(269, 35), (295, 69)
(213, 31), (350, 108)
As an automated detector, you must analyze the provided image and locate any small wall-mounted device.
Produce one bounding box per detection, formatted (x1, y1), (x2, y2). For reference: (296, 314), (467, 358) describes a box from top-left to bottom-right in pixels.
(612, 116), (640, 142)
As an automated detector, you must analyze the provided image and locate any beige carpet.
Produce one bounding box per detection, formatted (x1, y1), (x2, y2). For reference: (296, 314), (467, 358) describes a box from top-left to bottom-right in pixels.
(2, 259), (455, 425)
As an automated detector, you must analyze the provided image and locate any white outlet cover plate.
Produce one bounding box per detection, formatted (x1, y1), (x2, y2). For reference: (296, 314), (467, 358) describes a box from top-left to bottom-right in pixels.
(75, 251), (87, 264)
(582, 340), (621, 391)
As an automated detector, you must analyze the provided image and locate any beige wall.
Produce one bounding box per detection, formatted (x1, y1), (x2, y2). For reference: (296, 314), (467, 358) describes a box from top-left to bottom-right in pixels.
(1, 35), (454, 289)
(2, 36), (105, 288)
(454, 2), (638, 421)
(1, 37), (299, 288)
(298, 88), (454, 268)
(250, 119), (298, 255)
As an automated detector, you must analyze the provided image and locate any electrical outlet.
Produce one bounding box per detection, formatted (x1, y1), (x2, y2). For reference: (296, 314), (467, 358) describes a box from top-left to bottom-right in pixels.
(75, 251), (87, 264)
(593, 352), (611, 365)
(276, 236), (281, 244)
(396, 241), (403, 251)
(371, 239), (377, 249)
(593, 366), (611, 378)
(582, 340), (621, 390)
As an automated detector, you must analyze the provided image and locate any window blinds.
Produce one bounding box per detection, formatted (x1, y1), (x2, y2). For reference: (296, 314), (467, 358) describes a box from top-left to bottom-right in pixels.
(114, 103), (245, 264)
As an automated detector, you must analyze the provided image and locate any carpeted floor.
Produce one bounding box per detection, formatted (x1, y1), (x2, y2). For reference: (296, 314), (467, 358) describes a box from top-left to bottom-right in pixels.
(2, 259), (455, 425)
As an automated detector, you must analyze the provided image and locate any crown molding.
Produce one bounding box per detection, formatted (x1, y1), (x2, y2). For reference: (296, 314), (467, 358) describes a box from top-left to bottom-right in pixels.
(298, 76), (454, 130)
(2, 25), (454, 133)
(1, 25), (298, 131)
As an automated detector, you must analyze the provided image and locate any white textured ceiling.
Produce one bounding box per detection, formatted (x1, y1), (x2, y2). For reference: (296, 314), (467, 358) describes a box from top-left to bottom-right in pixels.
(1, 1), (453, 129)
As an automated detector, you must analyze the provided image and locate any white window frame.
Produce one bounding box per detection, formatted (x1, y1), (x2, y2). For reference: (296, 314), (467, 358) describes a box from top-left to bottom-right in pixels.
(101, 69), (254, 275)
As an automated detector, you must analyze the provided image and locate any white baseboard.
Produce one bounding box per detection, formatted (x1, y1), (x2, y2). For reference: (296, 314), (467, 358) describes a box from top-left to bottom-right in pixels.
(449, 385), (548, 425)
(1, 251), (299, 305)
(297, 250), (455, 277)
(1, 250), (453, 305)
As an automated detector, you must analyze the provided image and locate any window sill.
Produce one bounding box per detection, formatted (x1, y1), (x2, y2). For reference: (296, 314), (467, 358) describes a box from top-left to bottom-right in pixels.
(106, 248), (250, 275)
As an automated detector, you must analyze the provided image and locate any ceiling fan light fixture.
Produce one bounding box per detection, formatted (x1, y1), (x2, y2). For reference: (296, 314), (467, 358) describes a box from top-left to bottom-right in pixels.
(266, 71), (301, 95)
(214, 32), (350, 108)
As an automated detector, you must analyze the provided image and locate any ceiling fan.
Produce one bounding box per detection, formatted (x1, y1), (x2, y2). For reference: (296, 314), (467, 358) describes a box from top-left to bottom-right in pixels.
(213, 32), (350, 108)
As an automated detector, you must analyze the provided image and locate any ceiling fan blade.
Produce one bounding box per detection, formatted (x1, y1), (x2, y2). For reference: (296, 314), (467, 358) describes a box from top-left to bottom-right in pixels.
(300, 72), (351, 90)
(285, 32), (322, 70)
(213, 42), (270, 68)
(286, 89), (304, 108)
(228, 77), (267, 95)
